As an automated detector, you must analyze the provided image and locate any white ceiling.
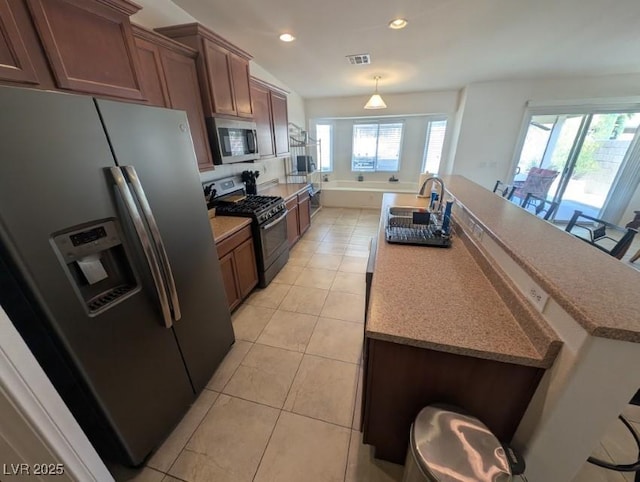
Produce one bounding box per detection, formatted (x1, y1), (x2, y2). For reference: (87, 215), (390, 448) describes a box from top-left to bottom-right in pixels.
(138, 0), (640, 99)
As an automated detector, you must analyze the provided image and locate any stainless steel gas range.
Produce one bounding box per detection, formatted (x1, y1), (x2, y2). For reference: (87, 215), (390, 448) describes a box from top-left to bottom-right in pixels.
(204, 176), (289, 288)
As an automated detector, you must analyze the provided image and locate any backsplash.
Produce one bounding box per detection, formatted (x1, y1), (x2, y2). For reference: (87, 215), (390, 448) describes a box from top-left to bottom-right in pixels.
(199, 156), (286, 185)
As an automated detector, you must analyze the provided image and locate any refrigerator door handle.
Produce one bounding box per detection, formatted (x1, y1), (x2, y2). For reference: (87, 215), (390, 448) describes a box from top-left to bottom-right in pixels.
(109, 167), (173, 328)
(122, 165), (182, 322)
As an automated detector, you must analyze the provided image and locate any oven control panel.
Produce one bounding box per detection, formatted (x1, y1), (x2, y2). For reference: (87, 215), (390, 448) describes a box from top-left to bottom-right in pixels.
(257, 202), (286, 224)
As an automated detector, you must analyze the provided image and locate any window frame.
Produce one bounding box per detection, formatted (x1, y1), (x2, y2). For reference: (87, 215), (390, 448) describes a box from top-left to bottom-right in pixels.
(315, 122), (333, 172)
(351, 120), (404, 172)
(421, 116), (449, 175)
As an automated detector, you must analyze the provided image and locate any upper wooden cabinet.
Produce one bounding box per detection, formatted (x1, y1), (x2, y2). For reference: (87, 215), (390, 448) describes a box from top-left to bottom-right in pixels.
(271, 89), (289, 156)
(155, 23), (254, 120)
(250, 77), (289, 158)
(26, 0), (144, 100)
(229, 53), (252, 118)
(132, 25), (214, 171)
(250, 79), (275, 158)
(0, 0), (39, 84)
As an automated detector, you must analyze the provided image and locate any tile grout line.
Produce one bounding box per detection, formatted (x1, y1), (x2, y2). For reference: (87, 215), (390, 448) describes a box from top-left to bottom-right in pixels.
(247, 322), (318, 480)
(251, 408), (284, 482)
(160, 388), (222, 479)
(343, 423), (354, 482)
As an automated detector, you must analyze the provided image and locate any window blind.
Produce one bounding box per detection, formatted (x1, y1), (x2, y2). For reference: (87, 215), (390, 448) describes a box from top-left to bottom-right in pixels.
(352, 122), (403, 171)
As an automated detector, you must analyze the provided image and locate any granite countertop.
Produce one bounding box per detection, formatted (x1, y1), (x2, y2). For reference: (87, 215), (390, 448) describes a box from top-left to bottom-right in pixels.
(208, 212), (252, 243)
(442, 175), (640, 342)
(258, 182), (309, 201)
(367, 192), (560, 368)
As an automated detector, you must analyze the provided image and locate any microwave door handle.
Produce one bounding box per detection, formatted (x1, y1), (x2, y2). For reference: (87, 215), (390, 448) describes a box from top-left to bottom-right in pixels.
(109, 167), (173, 328)
(261, 210), (288, 230)
(247, 130), (257, 154)
(122, 165), (181, 322)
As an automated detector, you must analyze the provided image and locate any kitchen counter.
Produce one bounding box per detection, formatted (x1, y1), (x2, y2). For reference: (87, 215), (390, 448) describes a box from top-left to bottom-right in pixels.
(443, 175), (640, 342)
(367, 193), (560, 368)
(208, 212), (252, 243)
(258, 182), (309, 201)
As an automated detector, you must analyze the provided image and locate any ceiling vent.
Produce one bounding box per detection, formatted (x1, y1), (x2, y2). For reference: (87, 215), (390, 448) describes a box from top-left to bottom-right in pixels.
(346, 54), (371, 65)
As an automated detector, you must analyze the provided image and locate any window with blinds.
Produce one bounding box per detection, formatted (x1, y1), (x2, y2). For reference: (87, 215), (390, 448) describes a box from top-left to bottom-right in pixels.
(352, 122), (403, 171)
(422, 119), (448, 174)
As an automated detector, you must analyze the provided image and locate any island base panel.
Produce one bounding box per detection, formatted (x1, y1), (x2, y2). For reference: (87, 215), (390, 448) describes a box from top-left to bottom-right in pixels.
(362, 338), (544, 464)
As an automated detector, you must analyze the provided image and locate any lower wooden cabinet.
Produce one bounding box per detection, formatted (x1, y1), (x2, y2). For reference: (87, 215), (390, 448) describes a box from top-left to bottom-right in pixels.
(215, 224), (258, 310)
(285, 189), (312, 248)
(285, 196), (299, 248)
(219, 251), (240, 310)
(298, 190), (311, 235)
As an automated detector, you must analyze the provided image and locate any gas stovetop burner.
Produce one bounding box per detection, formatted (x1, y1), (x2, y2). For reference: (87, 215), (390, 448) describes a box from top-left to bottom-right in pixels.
(216, 195), (281, 214)
(214, 194), (286, 225)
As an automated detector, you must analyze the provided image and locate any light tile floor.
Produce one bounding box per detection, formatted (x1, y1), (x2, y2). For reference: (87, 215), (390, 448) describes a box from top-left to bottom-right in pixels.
(130, 207), (640, 482)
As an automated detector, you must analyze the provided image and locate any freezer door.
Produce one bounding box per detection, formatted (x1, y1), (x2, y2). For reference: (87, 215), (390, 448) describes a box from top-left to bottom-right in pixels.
(0, 87), (195, 465)
(95, 99), (235, 392)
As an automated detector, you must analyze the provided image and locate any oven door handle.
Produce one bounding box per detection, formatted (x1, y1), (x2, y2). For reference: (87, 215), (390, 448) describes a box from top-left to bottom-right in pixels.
(261, 210), (288, 230)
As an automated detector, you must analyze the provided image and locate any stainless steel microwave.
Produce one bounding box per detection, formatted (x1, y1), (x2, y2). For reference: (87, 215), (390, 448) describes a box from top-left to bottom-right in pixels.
(206, 118), (259, 165)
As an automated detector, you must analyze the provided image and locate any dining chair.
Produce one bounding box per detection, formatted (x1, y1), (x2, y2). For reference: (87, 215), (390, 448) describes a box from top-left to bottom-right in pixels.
(565, 210), (638, 260)
(492, 180), (515, 199)
(521, 193), (559, 220)
(511, 167), (560, 204)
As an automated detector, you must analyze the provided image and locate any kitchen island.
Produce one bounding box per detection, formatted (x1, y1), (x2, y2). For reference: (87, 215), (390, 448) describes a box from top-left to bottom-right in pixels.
(363, 189), (561, 464)
(364, 176), (640, 481)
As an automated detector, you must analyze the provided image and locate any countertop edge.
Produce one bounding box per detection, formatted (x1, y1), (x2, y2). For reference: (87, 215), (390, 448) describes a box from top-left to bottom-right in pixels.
(448, 183), (635, 342)
(455, 220), (562, 365)
(258, 182), (309, 201)
(365, 330), (553, 368)
(210, 216), (252, 244)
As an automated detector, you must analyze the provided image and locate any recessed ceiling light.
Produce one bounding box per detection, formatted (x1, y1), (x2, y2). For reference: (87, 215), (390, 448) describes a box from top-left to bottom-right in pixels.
(279, 33), (295, 42)
(388, 18), (408, 30)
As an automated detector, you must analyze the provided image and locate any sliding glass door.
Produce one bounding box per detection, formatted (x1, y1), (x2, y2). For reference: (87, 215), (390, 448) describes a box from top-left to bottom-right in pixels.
(513, 111), (640, 221)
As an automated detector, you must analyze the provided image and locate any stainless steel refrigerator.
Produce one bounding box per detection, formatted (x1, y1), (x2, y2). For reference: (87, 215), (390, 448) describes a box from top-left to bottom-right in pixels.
(0, 86), (235, 468)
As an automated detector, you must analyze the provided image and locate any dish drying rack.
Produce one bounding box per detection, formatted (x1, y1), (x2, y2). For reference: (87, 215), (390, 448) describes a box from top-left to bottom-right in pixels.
(385, 209), (452, 247)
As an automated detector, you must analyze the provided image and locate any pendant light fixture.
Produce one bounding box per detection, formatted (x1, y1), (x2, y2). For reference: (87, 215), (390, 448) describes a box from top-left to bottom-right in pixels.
(364, 76), (387, 110)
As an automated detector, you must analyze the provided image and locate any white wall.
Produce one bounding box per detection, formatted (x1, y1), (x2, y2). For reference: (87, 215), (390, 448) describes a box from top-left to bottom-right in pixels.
(449, 80), (534, 188)
(305, 90), (459, 121)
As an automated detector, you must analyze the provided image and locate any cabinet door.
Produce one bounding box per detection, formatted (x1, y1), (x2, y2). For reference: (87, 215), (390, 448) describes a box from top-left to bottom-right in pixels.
(203, 40), (235, 116)
(27, 0), (143, 99)
(234, 238), (258, 298)
(286, 199), (300, 247)
(0, 0), (38, 84)
(219, 251), (240, 311)
(298, 194), (311, 235)
(133, 36), (169, 106)
(230, 53), (252, 118)
(271, 90), (289, 156)
(160, 47), (214, 171)
(250, 80), (275, 158)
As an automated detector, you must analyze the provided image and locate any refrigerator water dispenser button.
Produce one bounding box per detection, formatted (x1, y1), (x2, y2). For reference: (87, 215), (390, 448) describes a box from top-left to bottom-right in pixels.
(77, 255), (108, 284)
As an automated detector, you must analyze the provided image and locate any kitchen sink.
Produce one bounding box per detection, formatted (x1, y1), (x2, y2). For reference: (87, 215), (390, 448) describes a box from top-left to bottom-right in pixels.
(388, 206), (430, 217)
(385, 205), (452, 247)
(387, 206), (432, 226)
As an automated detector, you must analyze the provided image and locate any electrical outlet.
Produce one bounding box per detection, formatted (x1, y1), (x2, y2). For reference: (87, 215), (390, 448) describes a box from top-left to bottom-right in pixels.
(473, 223), (483, 240)
(524, 282), (549, 313)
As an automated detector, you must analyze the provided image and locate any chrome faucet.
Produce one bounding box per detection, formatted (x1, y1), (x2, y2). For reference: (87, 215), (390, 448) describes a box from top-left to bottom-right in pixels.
(418, 175), (445, 213)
